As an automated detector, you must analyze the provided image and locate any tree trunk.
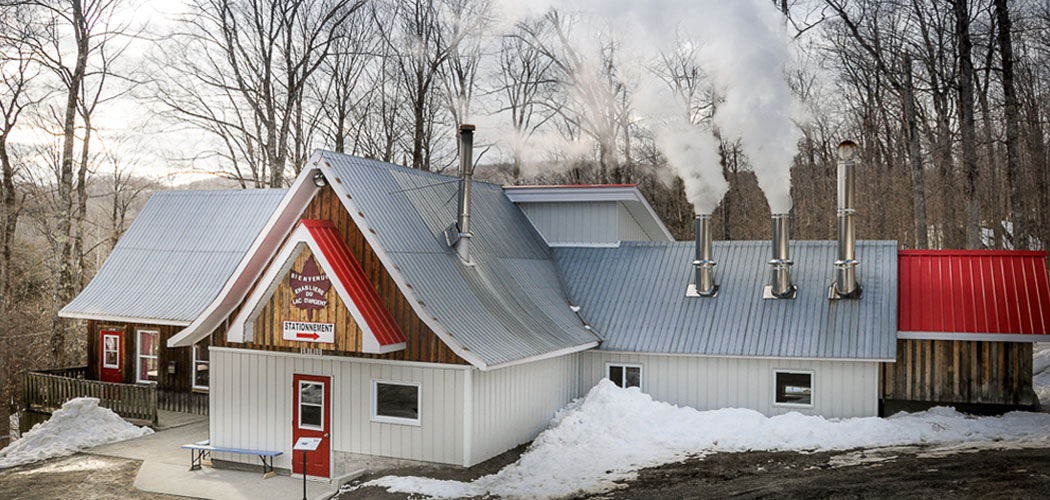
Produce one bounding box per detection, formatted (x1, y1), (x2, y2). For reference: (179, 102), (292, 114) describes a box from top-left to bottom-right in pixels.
(51, 0), (90, 367)
(995, 0), (1026, 249)
(904, 56), (928, 249)
(953, 0), (981, 249)
(0, 136), (18, 302)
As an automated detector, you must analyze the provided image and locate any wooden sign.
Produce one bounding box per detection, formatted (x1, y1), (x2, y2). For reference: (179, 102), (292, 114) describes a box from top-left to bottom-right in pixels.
(290, 256), (330, 319)
(283, 321), (335, 343)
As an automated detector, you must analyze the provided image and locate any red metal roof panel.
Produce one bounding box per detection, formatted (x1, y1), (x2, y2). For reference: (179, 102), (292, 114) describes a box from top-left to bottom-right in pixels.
(301, 219), (408, 346)
(898, 250), (1050, 335)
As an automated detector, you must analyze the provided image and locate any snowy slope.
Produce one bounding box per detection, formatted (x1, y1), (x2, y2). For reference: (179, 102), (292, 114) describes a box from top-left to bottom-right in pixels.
(357, 380), (1050, 499)
(0, 398), (153, 469)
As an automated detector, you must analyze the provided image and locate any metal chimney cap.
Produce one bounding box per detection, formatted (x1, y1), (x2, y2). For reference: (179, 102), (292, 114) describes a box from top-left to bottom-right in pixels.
(837, 140), (858, 161)
(459, 124), (476, 131)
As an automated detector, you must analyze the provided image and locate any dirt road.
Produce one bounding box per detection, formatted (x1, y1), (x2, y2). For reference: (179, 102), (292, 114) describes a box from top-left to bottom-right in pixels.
(0, 454), (192, 500)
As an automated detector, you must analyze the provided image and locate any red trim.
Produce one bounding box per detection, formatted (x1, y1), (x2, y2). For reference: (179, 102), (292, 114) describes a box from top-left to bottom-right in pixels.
(502, 184), (637, 189)
(299, 219), (407, 347)
(898, 250), (1050, 336)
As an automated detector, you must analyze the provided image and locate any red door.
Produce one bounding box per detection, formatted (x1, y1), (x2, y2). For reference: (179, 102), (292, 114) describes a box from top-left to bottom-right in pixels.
(100, 330), (123, 382)
(292, 374), (330, 478)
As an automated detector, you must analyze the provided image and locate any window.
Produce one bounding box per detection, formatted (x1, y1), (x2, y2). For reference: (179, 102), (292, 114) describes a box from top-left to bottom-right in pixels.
(774, 370), (813, 407)
(371, 380), (420, 426)
(136, 330), (159, 383)
(102, 334), (120, 369)
(192, 339), (209, 390)
(607, 363), (642, 389)
(298, 381), (324, 430)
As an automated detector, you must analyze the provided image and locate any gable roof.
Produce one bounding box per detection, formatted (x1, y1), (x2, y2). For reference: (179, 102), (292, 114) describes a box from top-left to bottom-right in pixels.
(553, 240), (899, 361)
(322, 153), (600, 367)
(898, 250), (1050, 341)
(60, 189), (286, 325)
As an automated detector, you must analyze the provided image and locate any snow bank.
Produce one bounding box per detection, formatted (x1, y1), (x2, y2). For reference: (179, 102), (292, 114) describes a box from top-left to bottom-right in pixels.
(1035, 343), (1050, 404)
(357, 379), (1050, 499)
(0, 398), (153, 469)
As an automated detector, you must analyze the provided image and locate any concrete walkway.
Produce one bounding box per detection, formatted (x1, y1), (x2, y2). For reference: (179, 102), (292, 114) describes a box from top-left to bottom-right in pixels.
(88, 416), (347, 500)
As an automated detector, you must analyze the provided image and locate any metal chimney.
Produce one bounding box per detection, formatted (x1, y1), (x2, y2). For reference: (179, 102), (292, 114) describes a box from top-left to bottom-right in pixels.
(829, 140), (861, 299)
(764, 213), (796, 299)
(445, 124), (475, 263)
(687, 214), (718, 297)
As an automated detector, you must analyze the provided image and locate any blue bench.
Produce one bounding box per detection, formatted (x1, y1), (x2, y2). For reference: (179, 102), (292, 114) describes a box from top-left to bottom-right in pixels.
(181, 440), (282, 478)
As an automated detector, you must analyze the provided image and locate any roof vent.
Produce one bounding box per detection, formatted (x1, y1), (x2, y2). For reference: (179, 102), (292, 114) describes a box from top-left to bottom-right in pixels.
(764, 213), (796, 299)
(687, 214), (718, 297)
(445, 124), (475, 263)
(829, 140), (862, 299)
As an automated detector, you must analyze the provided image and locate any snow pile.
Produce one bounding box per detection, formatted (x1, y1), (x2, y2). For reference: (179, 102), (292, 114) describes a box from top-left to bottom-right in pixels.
(0, 398), (153, 469)
(1035, 343), (1050, 404)
(358, 379), (1050, 499)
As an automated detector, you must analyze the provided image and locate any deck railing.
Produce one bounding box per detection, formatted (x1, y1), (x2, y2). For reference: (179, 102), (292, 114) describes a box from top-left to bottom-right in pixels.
(20, 369), (157, 426)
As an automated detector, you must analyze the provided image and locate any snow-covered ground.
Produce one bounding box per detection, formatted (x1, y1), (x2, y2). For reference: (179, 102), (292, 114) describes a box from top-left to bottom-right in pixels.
(354, 379), (1050, 500)
(0, 398), (153, 469)
(1035, 343), (1050, 404)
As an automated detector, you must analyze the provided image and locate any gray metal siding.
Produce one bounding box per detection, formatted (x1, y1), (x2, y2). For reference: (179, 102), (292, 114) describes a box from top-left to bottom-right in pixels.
(616, 203), (652, 241)
(210, 348), (468, 469)
(469, 354), (578, 466)
(61, 189), (286, 323)
(322, 153), (597, 367)
(554, 240), (898, 360)
(518, 202), (619, 245)
(579, 351), (879, 418)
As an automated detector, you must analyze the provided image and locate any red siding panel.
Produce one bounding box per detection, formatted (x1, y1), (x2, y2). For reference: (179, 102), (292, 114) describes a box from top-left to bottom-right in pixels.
(301, 219), (408, 347)
(898, 250), (1050, 335)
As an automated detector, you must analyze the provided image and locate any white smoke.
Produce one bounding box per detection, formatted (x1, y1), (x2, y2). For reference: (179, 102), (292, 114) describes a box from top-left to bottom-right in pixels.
(486, 0), (802, 214)
(695, 0), (802, 214)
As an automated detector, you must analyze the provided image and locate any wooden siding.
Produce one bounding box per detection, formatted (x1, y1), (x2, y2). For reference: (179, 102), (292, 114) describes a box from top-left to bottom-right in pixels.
(470, 354), (578, 466)
(210, 348), (469, 471)
(250, 246), (364, 352)
(214, 184), (467, 365)
(86, 320), (197, 392)
(880, 339), (1035, 406)
(579, 352), (880, 418)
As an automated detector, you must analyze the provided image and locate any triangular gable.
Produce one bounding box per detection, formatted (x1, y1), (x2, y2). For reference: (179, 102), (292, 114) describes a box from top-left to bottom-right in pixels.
(229, 219), (407, 354)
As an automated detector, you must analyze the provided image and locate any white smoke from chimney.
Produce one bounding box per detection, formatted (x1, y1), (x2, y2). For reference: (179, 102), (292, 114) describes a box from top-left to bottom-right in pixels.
(655, 123), (726, 215)
(694, 0), (802, 213)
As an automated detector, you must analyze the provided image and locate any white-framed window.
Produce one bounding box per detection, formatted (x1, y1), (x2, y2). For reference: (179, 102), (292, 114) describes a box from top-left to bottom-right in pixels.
(102, 334), (120, 369)
(192, 339), (209, 390)
(606, 363), (642, 389)
(298, 380), (325, 430)
(371, 379), (421, 426)
(136, 330), (159, 384)
(773, 370), (814, 407)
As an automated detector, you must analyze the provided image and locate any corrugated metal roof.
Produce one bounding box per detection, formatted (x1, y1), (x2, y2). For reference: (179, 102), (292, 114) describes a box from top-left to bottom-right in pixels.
(553, 240), (899, 360)
(322, 153), (599, 366)
(301, 219), (407, 346)
(898, 250), (1050, 335)
(60, 189), (287, 324)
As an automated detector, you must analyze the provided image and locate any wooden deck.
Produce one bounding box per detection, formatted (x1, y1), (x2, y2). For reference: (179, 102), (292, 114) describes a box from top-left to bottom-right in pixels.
(21, 368), (159, 430)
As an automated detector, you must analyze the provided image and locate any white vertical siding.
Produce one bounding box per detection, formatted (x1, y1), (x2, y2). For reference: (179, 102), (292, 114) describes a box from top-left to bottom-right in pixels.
(210, 348), (469, 470)
(579, 352), (879, 418)
(616, 203), (651, 241)
(518, 202), (619, 245)
(469, 354), (578, 466)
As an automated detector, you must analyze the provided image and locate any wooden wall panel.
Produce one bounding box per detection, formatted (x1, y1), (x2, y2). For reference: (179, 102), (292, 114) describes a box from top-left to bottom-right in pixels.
(215, 184), (468, 365)
(85, 320), (194, 392)
(880, 339), (1034, 406)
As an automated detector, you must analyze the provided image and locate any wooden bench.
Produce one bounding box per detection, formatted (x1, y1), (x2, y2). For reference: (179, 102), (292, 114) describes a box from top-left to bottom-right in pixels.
(181, 440), (282, 478)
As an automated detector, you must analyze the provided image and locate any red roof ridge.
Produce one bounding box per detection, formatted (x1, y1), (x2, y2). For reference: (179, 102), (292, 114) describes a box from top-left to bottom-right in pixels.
(502, 184), (637, 189)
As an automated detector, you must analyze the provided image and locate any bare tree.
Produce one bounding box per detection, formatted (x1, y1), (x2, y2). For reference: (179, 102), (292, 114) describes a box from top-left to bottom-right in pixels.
(995, 0), (1025, 249)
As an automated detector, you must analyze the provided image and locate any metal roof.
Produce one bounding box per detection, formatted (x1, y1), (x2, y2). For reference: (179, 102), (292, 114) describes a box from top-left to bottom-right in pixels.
(898, 250), (1050, 337)
(301, 219), (407, 347)
(553, 240), (899, 360)
(322, 153), (599, 367)
(60, 189), (287, 324)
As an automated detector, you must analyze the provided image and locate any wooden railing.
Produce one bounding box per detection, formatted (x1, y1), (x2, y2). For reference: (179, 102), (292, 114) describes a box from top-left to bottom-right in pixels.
(158, 389), (209, 415)
(21, 369), (157, 426)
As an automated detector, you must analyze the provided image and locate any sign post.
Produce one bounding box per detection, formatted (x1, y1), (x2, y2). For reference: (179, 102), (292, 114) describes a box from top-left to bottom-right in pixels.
(293, 437), (322, 500)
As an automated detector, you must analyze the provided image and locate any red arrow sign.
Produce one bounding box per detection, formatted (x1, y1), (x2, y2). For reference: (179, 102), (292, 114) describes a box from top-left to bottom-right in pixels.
(295, 332), (320, 340)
